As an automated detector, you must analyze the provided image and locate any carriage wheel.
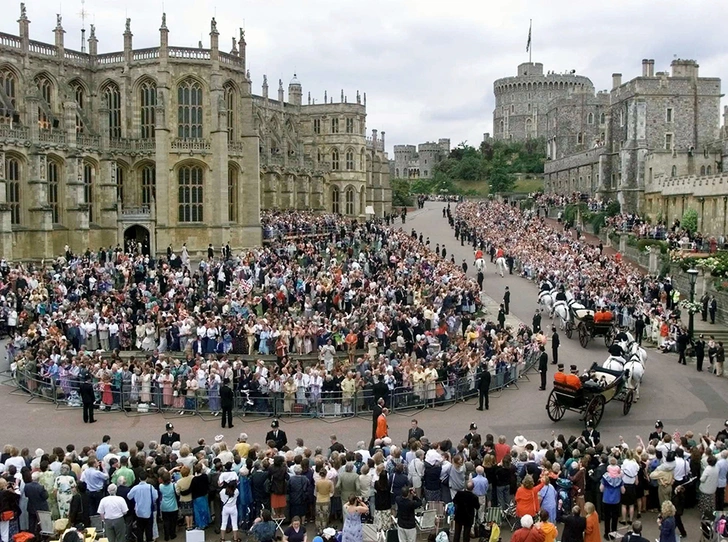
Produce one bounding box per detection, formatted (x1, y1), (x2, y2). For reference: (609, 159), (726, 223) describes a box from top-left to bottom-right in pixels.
(605, 326), (615, 348)
(546, 389), (566, 422)
(565, 320), (573, 339)
(578, 323), (589, 348)
(585, 394), (605, 428)
(623, 389), (634, 415)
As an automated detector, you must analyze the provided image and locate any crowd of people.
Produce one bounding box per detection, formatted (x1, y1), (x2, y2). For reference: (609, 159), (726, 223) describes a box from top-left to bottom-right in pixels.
(0, 417), (726, 542)
(4, 208), (542, 419)
(448, 201), (728, 376)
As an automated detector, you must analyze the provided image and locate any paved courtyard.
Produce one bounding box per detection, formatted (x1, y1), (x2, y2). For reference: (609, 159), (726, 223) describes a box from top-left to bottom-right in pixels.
(0, 202), (724, 539)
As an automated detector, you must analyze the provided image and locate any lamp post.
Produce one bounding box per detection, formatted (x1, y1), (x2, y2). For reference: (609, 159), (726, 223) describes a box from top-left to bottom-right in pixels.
(687, 268), (699, 340)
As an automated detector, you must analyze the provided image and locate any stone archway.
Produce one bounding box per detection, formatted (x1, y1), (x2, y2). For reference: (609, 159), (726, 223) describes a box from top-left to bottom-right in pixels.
(124, 225), (151, 255)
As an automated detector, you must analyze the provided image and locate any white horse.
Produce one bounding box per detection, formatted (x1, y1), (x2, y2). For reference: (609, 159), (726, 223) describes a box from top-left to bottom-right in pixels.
(623, 357), (645, 400)
(475, 258), (486, 274)
(538, 289), (555, 314)
(495, 256), (507, 277)
(602, 355), (626, 372)
(620, 341), (647, 367)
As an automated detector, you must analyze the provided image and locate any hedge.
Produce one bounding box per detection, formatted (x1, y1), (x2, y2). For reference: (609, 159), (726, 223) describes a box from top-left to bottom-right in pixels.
(636, 239), (669, 254)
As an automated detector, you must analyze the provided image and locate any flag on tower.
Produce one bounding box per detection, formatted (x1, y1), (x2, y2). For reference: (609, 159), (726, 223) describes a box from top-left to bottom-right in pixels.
(526, 20), (532, 52)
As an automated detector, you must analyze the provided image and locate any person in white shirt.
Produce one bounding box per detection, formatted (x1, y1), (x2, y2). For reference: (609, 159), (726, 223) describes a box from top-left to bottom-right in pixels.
(97, 483), (129, 542)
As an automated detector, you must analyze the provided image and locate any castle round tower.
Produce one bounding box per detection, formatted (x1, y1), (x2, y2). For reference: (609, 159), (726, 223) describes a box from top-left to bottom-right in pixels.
(493, 62), (594, 141)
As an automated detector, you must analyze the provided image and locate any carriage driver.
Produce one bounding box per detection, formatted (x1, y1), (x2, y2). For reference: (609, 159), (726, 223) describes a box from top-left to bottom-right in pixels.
(555, 286), (567, 303)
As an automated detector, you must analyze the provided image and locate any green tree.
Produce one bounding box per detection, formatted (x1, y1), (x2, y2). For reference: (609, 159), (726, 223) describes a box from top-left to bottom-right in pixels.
(682, 208), (699, 234)
(390, 179), (413, 207)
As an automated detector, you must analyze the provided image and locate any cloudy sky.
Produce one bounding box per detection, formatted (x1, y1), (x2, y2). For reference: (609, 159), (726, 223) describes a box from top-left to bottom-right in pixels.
(5, 0), (728, 155)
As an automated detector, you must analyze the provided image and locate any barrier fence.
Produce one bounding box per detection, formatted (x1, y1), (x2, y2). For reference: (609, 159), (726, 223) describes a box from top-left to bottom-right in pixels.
(7, 348), (540, 420)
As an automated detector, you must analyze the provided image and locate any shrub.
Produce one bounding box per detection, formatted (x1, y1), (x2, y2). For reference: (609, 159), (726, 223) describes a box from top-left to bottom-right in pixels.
(636, 239), (668, 254)
(605, 201), (621, 217)
(681, 209), (698, 234)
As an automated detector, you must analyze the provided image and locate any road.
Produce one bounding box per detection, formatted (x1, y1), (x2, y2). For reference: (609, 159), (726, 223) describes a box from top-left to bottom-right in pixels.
(0, 202), (722, 539)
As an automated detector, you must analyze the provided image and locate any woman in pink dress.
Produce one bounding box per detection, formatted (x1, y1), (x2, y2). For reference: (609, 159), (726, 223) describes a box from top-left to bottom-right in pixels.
(173, 374), (186, 410)
(161, 368), (174, 407)
(101, 376), (113, 407)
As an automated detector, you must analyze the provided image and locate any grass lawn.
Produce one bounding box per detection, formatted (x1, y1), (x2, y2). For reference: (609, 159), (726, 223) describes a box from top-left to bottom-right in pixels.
(453, 176), (543, 196)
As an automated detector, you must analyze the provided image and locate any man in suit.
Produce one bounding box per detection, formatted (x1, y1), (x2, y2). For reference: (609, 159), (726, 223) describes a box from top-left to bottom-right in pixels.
(24, 472), (49, 537)
(207, 244), (214, 260)
(551, 326), (560, 365)
(477, 364), (491, 411)
(649, 420), (666, 442)
(408, 419), (425, 442)
(580, 421), (601, 446)
(80, 375), (97, 423)
(538, 345), (548, 390)
(503, 287), (510, 315)
(464, 423), (478, 445)
(701, 293), (710, 322)
(533, 309), (542, 334)
(160, 423), (180, 446)
(220, 378), (234, 429)
(695, 334), (706, 372)
(709, 295), (718, 324)
(265, 419), (287, 449)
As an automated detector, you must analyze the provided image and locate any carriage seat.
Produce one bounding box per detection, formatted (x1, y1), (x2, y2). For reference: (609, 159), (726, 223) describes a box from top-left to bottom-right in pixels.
(572, 308), (594, 320)
(593, 311), (614, 323)
(554, 373), (582, 390)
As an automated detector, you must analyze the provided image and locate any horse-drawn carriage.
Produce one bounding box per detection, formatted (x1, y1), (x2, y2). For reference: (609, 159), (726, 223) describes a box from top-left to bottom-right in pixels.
(545, 363), (634, 428)
(564, 307), (617, 349)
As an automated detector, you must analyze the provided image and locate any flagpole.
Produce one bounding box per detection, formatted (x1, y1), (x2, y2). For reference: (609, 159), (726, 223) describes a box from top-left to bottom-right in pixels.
(529, 19), (532, 63)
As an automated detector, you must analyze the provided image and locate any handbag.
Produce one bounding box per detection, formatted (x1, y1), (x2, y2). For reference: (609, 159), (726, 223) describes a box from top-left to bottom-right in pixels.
(1, 510), (14, 521)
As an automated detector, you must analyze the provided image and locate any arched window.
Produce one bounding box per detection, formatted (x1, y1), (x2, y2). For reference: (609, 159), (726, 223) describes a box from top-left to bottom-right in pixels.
(587, 112), (594, 125)
(525, 118), (533, 139)
(228, 166), (238, 222)
(83, 161), (94, 222)
(671, 165), (677, 177)
(600, 112), (606, 124)
(395, 168), (399, 177)
(345, 149), (354, 170)
(70, 80), (85, 133)
(331, 186), (340, 214)
(140, 80), (156, 140)
(577, 132), (583, 145)
(103, 82), (122, 139)
(707, 165), (712, 175)
(34, 75), (53, 130)
(224, 83), (235, 142)
(345, 187), (354, 215)
(178, 164), (203, 222)
(177, 79), (203, 139)
(115, 163), (125, 202)
(0, 67), (17, 121)
(5, 156), (20, 225)
(331, 148), (340, 170)
(360, 186), (366, 215)
(47, 159), (60, 224)
(141, 164), (156, 206)
(700, 165), (706, 176)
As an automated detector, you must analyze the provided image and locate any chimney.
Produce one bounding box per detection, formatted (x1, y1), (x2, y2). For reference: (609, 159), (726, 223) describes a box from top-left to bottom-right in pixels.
(209, 18), (218, 61)
(159, 13), (168, 59)
(54, 14), (65, 52)
(18, 3), (30, 46)
(612, 73), (622, 89)
(123, 18), (132, 62)
(648, 59), (655, 77)
(381, 131), (385, 151)
(87, 24), (97, 56)
(642, 59), (649, 77)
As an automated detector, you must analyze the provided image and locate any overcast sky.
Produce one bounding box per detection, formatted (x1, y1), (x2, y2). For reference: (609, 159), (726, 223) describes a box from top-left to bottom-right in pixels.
(6, 0), (728, 156)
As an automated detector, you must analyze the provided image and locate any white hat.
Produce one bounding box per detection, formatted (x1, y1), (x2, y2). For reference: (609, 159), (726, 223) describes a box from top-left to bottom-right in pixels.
(520, 515), (534, 529)
(215, 435), (224, 443)
(323, 528), (337, 537)
(514, 436), (528, 447)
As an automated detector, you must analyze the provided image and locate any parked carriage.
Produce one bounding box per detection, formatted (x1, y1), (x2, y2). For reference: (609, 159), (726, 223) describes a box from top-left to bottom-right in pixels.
(545, 363), (634, 428)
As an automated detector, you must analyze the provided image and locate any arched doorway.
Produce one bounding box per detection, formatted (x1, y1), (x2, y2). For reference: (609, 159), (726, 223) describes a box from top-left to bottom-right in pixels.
(124, 225), (150, 255)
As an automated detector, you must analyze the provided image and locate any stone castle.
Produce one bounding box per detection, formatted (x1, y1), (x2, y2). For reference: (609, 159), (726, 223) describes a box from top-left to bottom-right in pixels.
(494, 59), (728, 236)
(0, 4), (391, 259)
(391, 139), (450, 179)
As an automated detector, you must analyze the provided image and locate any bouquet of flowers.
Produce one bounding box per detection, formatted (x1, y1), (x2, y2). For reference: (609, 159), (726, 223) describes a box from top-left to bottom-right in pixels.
(678, 300), (702, 314)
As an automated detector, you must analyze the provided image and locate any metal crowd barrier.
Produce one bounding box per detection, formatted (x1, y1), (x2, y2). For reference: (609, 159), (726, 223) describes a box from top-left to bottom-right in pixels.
(6, 348), (540, 420)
